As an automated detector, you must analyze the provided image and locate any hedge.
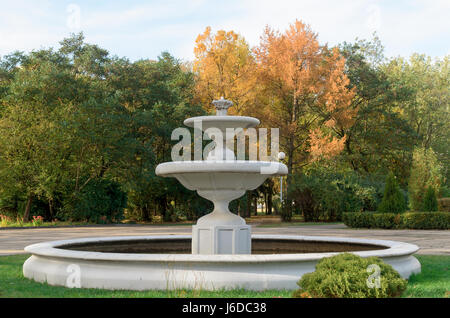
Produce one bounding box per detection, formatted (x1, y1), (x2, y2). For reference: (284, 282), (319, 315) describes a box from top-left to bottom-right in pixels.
(343, 212), (449, 230)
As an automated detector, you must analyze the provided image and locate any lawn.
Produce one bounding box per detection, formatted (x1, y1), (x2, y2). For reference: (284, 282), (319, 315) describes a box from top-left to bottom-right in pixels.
(0, 254), (447, 298)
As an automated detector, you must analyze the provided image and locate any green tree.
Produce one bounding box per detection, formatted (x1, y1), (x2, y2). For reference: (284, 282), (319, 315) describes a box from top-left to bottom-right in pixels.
(408, 147), (443, 211)
(339, 36), (416, 185)
(422, 186), (438, 212)
(378, 172), (407, 213)
(385, 54), (449, 186)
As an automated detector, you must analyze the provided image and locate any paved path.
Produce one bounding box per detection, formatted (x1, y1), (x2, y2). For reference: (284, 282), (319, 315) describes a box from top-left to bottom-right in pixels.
(0, 224), (448, 255)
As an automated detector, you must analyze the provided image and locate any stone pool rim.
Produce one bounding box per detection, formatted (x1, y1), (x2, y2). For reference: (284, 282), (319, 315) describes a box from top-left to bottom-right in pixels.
(24, 234), (419, 263)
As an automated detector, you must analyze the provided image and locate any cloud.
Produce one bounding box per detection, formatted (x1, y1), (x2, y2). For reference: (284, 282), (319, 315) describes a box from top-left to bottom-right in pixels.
(0, 0), (448, 61)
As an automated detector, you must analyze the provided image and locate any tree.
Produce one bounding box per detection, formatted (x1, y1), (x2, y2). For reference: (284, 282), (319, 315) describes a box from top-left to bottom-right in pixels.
(338, 36), (417, 184)
(422, 186), (438, 212)
(193, 27), (257, 114)
(254, 20), (356, 218)
(385, 54), (449, 185)
(378, 172), (406, 213)
(408, 147), (443, 211)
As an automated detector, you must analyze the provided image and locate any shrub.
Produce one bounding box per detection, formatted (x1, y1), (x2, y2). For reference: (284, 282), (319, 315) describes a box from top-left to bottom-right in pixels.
(292, 253), (407, 298)
(59, 178), (127, 223)
(401, 212), (449, 229)
(343, 212), (450, 229)
(377, 172), (406, 213)
(31, 215), (44, 226)
(422, 186), (438, 211)
(290, 168), (383, 222)
(280, 202), (292, 222)
(438, 197), (450, 212)
(408, 147), (443, 211)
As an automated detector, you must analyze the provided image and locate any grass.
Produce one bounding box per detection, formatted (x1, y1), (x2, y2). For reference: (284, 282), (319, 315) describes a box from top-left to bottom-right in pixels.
(402, 255), (450, 298)
(0, 254), (448, 298)
(0, 254), (291, 298)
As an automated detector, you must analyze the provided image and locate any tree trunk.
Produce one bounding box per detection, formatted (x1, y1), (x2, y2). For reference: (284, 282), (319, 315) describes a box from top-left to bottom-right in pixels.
(49, 199), (54, 220)
(23, 194), (33, 222)
(267, 191), (273, 215)
(246, 192), (251, 218)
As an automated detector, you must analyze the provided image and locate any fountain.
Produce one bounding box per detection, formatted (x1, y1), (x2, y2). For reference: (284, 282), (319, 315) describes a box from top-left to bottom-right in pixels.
(23, 98), (420, 291)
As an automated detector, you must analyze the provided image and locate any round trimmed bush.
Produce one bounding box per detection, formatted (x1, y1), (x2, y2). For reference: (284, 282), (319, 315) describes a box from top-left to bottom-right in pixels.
(292, 253), (407, 298)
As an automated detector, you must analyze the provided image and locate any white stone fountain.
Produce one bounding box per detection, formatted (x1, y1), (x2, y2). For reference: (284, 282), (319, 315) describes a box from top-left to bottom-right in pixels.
(22, 98), (421, 291)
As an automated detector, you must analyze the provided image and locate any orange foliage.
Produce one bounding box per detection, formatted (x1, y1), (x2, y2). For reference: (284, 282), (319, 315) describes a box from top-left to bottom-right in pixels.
(254, 20), (356, 165)
(193, 27), (257, 114)
(193, 20), (356, 166)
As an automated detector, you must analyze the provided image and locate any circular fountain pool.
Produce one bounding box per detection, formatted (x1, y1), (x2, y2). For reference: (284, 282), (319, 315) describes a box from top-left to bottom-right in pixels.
(23, 235), (420, 291)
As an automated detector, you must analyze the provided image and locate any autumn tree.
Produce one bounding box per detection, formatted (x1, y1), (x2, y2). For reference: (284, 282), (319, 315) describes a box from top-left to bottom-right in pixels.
(193, 27), (257, 114)
(254, 20), (356, 218)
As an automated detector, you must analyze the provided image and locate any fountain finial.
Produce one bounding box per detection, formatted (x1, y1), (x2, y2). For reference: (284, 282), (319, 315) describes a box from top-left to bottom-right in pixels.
(212, 97), (233, 116)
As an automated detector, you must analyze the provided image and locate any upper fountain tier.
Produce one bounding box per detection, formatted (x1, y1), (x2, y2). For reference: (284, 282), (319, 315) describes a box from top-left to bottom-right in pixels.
(184, 97), (260, 134)
(155, 97), (287, 228)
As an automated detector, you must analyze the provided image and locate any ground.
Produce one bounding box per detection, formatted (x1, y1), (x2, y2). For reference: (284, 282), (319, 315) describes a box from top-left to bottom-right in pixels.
(0, 223), (448, 256)
(0, 223), (448, 298)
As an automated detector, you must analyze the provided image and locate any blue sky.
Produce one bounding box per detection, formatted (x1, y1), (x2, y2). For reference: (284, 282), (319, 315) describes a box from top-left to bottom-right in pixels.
(0, 0), (449, 62)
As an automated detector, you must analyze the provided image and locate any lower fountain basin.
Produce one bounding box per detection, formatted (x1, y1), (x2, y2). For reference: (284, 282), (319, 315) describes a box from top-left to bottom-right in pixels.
(23, 235), (421, 291)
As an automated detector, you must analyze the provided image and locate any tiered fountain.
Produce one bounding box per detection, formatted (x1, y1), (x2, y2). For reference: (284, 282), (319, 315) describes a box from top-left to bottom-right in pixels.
(23, 98), (420, 290)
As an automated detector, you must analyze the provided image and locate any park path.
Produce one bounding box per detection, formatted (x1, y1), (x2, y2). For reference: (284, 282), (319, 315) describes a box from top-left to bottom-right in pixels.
(0, 224), (448, 255)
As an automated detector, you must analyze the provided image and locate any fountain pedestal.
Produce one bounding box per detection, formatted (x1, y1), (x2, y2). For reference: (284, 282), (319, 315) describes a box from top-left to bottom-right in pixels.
(192, 224), (251, 254)
(192, 189), (251, 254)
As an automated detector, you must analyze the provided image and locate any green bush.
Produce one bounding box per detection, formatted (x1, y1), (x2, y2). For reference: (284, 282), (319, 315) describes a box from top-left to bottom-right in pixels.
(58, 178), (127, 223)
(422, 186), (438, 211)
(343, 212), (450, 229)
(290, 168), (384, 222)
(438, 197), (450, 212)
(378, 172), (407, 213)
(292, 253), (407, 298)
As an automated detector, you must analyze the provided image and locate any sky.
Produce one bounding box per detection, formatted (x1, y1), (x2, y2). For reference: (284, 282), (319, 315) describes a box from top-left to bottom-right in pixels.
(0, 0), (449, 62)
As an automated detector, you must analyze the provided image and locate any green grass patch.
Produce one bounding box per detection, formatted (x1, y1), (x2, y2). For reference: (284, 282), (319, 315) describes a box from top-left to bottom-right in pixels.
(0, 254), (290, 298)
(402, 255), (450, 298)
(0, 254), (447, 298)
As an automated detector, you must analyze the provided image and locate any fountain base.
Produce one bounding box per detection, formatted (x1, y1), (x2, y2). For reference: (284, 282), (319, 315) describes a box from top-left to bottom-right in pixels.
(192, 224), (251, 254)
(23, 235), (421, 291)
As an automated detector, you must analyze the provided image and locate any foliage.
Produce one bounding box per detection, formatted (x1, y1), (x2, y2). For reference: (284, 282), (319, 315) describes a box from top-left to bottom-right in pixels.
(437, 197), (450, 212)
(385, 55), (450, 186)
(0, 33), (205, 222)
(377, 172), (407, 213)
(343, 212), (450, 229)
(193, 27), (257, 114)
(339, 36), (417, 185)
(253, 20), (356, 217)
(422, 186), (438, 211)
(408, 147), (443, 211)
(58, 178), (127, 223)
(292, 253), (407, 298)
(289, 167), (384, 222)
(0, 26), (448, 224)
